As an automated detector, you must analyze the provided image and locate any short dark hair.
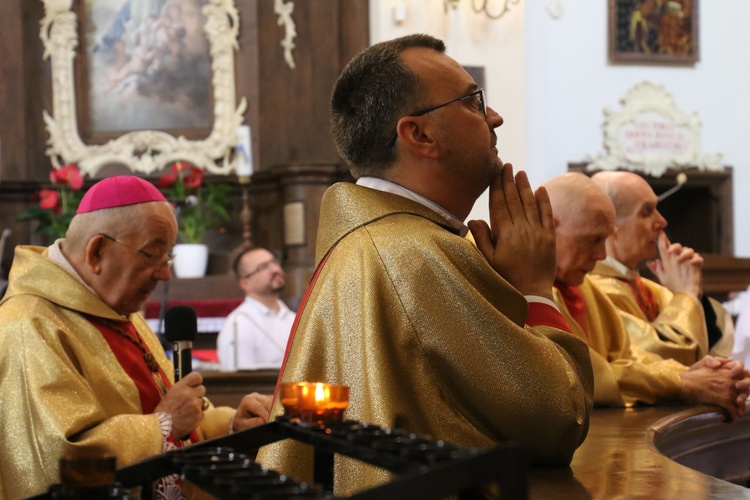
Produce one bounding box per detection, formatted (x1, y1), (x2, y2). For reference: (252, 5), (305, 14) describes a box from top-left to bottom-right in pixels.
(230, 244), (259, 279)
(330, 34), (446, 179)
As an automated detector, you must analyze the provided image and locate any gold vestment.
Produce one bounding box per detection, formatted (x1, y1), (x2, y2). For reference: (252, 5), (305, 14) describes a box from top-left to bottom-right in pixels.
(257, 183), (594, 494)
(0, 246), (235, 499)
(591, 261), (734, 365)
(553, 276), (685, 407)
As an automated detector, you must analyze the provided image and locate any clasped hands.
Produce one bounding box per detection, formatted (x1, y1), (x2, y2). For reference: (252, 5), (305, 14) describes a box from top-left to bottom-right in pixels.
(647, 232), (703, 298)
(468, 163), (556, 300)
(154, 371), (273, 439)
(681, 356), (750, 421)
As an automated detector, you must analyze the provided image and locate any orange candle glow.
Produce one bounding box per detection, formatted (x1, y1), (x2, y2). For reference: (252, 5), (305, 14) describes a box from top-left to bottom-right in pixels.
(294, 382), (349, 424)
(279, 382), (303, 418)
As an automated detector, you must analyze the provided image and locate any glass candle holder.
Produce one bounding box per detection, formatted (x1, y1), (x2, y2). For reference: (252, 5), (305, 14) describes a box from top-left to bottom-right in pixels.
(296, 382), (349, 424)
(279, 382), (303, 418)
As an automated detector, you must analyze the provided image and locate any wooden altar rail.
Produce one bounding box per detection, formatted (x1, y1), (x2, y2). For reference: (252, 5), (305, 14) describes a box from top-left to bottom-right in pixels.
(200, 370), (750, 498)
(530, 404), (750, 499)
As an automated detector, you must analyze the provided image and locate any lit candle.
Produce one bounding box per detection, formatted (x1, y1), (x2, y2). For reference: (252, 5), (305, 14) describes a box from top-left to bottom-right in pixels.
(295, 382), (349, 424)
(235, 125), (253, 177)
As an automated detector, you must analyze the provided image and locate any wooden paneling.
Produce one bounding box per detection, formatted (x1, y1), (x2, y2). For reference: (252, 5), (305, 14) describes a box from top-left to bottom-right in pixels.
(0, 0), (30, 181)
(0, 1), (370, 292)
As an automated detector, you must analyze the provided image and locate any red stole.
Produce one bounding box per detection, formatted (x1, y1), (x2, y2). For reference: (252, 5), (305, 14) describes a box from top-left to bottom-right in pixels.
(88, 317), (196, 444)
(626, 276), (659, 322)
(554, 280), (589, 341)
(90, 318), (170, 413)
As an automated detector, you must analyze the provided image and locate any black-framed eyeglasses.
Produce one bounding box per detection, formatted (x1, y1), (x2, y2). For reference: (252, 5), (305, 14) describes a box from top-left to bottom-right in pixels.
(100, 234), (175, 268)
(243, 258), (280, 279)
(387, 88), (486, 147)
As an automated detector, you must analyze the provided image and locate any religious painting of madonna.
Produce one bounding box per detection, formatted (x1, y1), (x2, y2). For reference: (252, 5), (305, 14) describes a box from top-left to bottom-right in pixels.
(608, 0), (699, 64)
(77, 0), (213, 140)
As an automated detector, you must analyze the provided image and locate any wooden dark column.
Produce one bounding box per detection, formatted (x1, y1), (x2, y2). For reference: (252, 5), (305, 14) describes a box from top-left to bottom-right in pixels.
(276, 163), (350, 309)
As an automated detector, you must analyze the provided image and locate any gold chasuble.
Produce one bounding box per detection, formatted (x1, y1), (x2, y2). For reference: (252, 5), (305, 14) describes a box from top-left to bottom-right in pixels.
(0, 246), (235, 499)
(257, 183), (594, 495)
(590, 260), (734, 365)
(553, 277), (685, 407)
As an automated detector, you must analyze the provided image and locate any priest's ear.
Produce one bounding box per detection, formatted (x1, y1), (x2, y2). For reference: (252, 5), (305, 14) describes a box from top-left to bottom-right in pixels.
(83, 234), (107, 274)
(393, 116), (439, 160)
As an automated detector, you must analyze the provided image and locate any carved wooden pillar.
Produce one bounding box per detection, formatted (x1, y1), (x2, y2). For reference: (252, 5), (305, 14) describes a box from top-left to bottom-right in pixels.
(271, 163), (349, 309)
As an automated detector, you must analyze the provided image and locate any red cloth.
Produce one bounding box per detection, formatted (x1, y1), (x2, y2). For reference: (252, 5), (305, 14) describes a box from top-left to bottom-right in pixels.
(144, 299), (242, 319)
(90, 318), (171, 413)
(88, 317), (198, 444)
(526, 300), (574, 335)
(628, 276), (659, 322)
(553, 281), (588, 340)
(193, 349), (219, 362)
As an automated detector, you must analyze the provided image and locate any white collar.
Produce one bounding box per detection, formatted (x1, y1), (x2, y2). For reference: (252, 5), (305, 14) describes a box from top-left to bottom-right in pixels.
(47, 239), (100, 298)
(602, 256), (635, 276)
(356, 177), (468, 237)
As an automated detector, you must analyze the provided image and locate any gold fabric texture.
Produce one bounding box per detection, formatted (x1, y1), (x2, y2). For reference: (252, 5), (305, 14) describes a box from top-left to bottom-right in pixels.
(257, 183), (594, 495)
(590, 261), (733, 364)
(0, 246), (233, 499)
(553, 276), (685, 407)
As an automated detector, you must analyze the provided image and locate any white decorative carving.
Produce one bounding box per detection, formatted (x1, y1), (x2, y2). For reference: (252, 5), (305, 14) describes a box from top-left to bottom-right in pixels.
(40, 0), (247, 177)
(274, 0), (297, 70)
(587, 81), (723, 177)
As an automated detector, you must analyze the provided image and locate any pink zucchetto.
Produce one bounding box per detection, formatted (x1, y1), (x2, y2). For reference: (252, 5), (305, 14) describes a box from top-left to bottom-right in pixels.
(76, 175), (167, 214)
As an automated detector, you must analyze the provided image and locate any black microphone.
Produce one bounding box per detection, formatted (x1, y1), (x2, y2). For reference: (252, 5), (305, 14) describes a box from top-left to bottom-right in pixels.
(164, 305), (197, 382)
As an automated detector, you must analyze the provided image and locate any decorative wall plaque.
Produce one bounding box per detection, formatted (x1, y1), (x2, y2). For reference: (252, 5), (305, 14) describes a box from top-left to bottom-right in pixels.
(587, 81), (722, 177)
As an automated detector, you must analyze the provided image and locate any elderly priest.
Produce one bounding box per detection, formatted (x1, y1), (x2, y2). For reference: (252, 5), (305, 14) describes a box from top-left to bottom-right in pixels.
(546, 172), (750, 415)
(0, 176), (271, 499)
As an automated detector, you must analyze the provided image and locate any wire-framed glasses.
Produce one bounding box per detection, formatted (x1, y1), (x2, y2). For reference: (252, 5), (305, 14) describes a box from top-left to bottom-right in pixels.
(387, 88), (486, 147)
(243, 258), (280, 279)
(100, 234), (175, 268)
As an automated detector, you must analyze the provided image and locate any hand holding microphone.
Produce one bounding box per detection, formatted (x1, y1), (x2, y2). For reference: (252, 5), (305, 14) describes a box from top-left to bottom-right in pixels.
(156, 306), (206, 439)
(154, 372), (206, 439)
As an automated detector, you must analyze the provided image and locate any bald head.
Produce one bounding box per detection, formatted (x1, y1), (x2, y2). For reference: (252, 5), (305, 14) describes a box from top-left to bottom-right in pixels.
(591, 171), (652, 222)
(544, 172), (616, 286)
(590, 170), (667, 268)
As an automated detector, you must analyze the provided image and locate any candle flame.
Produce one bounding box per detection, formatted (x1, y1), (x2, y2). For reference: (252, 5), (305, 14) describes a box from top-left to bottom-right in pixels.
(314, 383), (329, 403)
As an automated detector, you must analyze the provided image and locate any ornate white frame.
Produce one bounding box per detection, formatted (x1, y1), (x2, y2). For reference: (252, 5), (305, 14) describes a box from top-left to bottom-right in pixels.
(39, 0), (246, 177)
(587, 81), (722, 177)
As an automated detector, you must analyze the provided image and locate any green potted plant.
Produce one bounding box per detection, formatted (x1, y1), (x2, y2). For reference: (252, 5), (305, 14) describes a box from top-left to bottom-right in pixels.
(157, 161), (232, 278)
(19, 164), (85, 241)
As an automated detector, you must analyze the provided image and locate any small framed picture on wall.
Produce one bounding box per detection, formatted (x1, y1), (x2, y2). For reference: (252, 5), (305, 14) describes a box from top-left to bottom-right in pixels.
(609, 0), (699, 64)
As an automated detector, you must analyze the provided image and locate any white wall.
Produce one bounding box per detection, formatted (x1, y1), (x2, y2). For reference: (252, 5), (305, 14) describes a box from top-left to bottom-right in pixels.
(370, 0), (750, 256)
(369, 0), (526, 225)
(525, 0), (750, 256)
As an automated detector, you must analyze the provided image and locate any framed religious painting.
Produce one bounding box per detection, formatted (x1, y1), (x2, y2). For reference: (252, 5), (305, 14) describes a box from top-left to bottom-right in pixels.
(40, 0), (246, 177)
(608, 0), (699, 64)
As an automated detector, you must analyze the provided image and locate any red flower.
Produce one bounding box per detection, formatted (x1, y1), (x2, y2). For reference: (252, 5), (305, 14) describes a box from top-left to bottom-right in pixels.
(39, 189), (61, 212)
(172, 161), (188, 172)
(183, 167), (204, 189)
(158, 172), (178, 188)
(50, 164), (83, 190)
